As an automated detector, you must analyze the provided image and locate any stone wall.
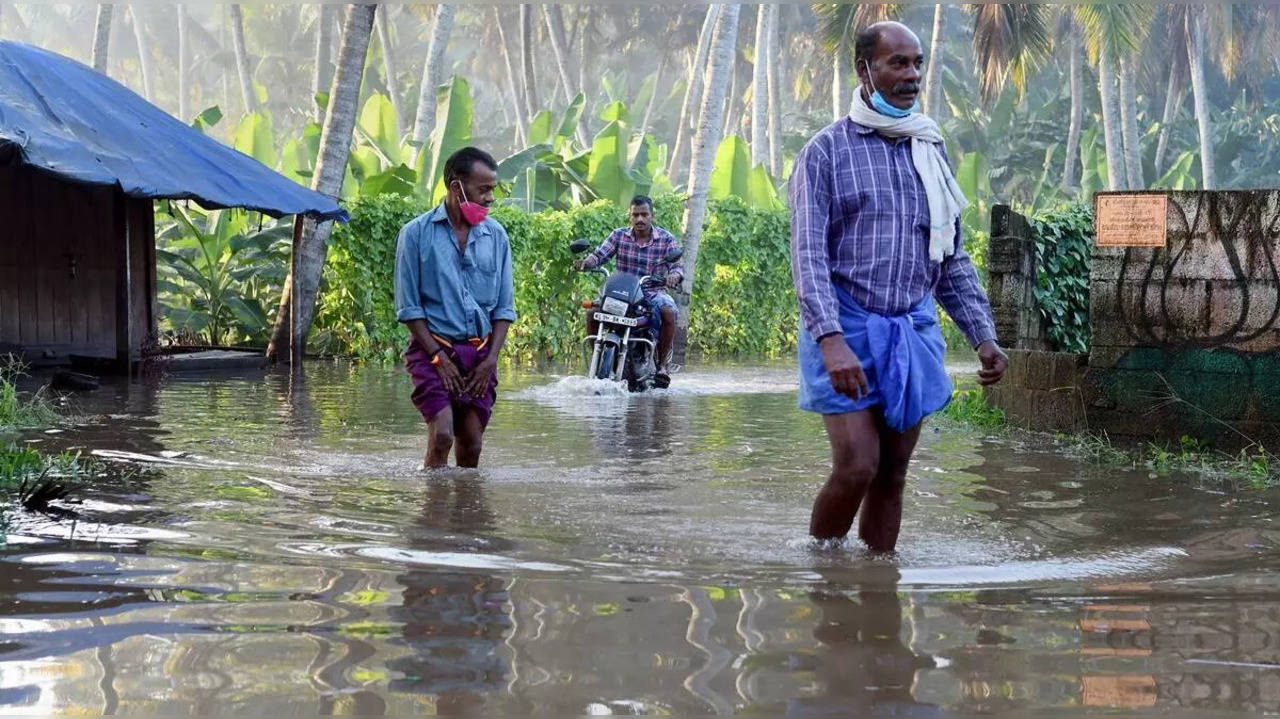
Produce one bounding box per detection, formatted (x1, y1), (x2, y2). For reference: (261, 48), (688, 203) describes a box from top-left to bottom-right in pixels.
(983, 191), (1280, 449)
(1087, 190), (1280, 448)
(986, 205), (1052, 351)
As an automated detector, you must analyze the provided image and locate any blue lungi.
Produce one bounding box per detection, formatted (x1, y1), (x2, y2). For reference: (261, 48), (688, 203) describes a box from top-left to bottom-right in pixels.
(798, 286), (953, 432)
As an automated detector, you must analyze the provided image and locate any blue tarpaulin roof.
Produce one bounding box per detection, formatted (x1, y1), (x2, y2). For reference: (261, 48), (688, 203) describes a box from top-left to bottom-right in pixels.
(0, 40), (346, 222)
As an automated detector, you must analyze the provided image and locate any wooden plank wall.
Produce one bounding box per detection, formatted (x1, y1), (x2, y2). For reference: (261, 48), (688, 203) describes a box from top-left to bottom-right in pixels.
(0, 165), (130, 363)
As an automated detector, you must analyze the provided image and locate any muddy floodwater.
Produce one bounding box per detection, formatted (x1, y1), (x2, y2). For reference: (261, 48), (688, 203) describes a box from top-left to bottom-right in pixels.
(2, 362), (1279, 715)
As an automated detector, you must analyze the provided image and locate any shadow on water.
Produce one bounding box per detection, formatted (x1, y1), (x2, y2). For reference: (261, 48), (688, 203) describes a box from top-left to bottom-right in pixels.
(0, 362), (1279, 713)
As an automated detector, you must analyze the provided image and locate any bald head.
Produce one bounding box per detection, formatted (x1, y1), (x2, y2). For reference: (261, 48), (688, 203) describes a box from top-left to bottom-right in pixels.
(854, 21), (924, 111)
(855, 22), (922, 67)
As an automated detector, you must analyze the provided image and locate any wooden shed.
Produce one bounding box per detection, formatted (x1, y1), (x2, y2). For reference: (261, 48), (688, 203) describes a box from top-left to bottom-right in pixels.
(0, 40), (345, 371)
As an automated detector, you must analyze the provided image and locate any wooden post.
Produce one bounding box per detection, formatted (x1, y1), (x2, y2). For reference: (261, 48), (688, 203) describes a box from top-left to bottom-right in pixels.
(114, 190), (133, 374)
(289, 214), (303, 371)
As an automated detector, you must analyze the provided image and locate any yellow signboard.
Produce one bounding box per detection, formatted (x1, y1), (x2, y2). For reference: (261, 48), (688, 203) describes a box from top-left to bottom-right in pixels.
(1095, 193), (1168, 247)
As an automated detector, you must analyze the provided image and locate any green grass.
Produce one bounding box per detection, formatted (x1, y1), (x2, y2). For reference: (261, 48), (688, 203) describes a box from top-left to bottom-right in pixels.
(0, 443), (93, 491)
(1058, 431), (1280, 488)
(0, 355), (59, 429)
(941, 387), (1006, 429)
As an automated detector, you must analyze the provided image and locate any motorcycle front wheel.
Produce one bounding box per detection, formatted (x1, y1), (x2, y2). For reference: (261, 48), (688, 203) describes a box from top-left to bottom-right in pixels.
(596, 345), (616, 380)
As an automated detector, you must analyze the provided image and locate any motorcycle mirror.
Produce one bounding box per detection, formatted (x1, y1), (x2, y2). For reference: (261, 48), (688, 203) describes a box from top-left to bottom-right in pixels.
(569, 239), (592, 254)
(663, 247), (683, 263)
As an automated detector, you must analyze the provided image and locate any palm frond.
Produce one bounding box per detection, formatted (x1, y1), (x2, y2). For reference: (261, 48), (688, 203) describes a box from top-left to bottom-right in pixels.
(969, 3), (1052, 105)
(1071, 3), (1156, 65)
(812, 3), (902, 58)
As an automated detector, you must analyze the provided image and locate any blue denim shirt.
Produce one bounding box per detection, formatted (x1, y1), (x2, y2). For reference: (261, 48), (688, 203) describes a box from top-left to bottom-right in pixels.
(394, 203), (517, 341)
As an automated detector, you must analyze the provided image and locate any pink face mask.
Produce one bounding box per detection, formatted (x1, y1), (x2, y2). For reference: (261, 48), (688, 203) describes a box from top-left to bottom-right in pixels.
(454, 181), (489, 226)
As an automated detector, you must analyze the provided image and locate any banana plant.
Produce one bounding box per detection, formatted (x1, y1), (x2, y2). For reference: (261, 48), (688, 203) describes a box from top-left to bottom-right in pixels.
(708, 135), (782, 210)
(155, 203), (292, 346)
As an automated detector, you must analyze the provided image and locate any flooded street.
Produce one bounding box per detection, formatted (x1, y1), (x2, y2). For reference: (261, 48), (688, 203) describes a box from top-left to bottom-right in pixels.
(3, 362), (1280, 714)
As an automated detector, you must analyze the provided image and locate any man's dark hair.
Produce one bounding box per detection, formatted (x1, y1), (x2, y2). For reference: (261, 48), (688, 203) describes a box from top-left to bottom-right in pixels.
(630, 195), (654, 211)
(854, 25), (883, 68)
(443, 146), (498, 186)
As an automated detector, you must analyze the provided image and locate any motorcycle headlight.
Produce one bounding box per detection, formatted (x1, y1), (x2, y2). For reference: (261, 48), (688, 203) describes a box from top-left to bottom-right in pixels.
(601, 297), (629, 316)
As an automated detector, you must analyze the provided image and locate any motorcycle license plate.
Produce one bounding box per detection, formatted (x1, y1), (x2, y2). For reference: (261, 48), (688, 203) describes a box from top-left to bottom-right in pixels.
(594, 312), (639, 327)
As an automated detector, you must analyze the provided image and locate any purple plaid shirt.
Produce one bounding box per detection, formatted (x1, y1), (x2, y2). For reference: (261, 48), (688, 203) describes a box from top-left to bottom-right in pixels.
(582, 225), (685, 295)
(789, 118), (997, 348)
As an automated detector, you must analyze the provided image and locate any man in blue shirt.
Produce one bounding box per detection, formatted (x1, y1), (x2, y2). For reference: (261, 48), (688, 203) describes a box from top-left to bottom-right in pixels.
(394, 147), (517, 468)
(790, 23), (1006, 552)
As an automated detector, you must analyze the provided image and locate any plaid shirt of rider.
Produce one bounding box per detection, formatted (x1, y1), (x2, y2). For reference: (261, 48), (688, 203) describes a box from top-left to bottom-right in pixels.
(583, 226), (684, 296)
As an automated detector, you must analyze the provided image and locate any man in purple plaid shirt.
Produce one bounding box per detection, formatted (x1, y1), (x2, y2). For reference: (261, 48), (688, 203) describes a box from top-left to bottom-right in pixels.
(790, 22), (1007, 553)
(576, 195), (684, 383)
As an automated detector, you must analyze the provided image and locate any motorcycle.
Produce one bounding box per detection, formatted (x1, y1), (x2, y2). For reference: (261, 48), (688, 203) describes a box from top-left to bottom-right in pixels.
(569, 238), (682, 392)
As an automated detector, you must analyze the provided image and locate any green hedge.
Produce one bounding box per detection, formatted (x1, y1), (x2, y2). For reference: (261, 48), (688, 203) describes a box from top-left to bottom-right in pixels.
(314, 195), (798, 363)
(1031, 203), (1093, 353)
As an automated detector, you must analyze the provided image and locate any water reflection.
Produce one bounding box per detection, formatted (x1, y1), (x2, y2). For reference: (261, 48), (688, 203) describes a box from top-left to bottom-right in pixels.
(389, 474), (512, 712)
(793, 568), (940, 715)
(2, 363), (1280, 714)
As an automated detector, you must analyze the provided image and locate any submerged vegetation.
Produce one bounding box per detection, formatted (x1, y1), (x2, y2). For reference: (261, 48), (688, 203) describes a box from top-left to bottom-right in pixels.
(0, 355), (58, 430)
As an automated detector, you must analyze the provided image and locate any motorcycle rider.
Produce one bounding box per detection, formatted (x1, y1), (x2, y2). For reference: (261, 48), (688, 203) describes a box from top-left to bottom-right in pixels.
(574, 195), (684, 386)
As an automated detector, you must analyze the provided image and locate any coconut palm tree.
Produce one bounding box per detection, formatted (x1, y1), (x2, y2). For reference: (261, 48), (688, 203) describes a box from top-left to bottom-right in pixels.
(923, 4), (945, 116)
(1061, 28), (1083, 190)
(311, 4), (335, 121)
(177, 4), (189, 122)
(765, 3), (782, 175)
(375, 7), (403, 132)
(1118, 53), (1144, 188)
(128, 6), (152, 100)
(670, 4), (721, 185)
(969, 4), (1050, 106)
(1185, 5), (1214, 189)
(229, 4), (255, 113)
(268, 3), (377, 363)
(92, 4), (113, 72)
(519, 4), (538, 119)
(411, 5), (457, 160)
(679, 2), (741, 338)
(494, 7), (527, 146)
(751, 3), (769, 166)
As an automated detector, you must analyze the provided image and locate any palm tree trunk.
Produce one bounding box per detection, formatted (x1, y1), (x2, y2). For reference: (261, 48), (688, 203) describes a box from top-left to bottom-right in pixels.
(722, 49), (739, 137)
(670, 4), (721, 184)
(268, 3), (376, 363)
(831, 52), (844, 120)
(1118, 53), (1143, 189)
(411, 4), (456, 155)
(543, 4), (588, 145)
(92, 4), (113, 73)
(177, 5), (189, 122)
(678, 3), (741, 345)
(375, 7), (403, 133)
(129, 6), (152, 100)
(1186, 7), (1215, 189)
(519, 4), (539, 118)
(765, 4), (782, 176)
(312, 4), (335, 121)
(542, 5), (573, 105)
(1096, 42), (1125, 190)
(923, 3), (945, 116)
(1062, 31), (1082, 189)
(751, 4), (769, 166)
(495, 8), (527, 145)
(1154, 62), (1182, 174)
(576, 8), (590, 136)
(230, 4), (256, 114)
(635, 54), (666, 151)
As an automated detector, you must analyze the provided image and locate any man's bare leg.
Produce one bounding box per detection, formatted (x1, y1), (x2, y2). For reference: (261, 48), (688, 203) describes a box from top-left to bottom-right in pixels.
(425, 406), (456, 468)
(858, 418), (923, 552)
(454, 407), (486, 468)
(810, 411), (881, 539)
(657, 305), (677, 369)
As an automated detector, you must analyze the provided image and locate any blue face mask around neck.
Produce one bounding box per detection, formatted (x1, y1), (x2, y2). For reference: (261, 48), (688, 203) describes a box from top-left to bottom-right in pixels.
(864, 62), (919, 118)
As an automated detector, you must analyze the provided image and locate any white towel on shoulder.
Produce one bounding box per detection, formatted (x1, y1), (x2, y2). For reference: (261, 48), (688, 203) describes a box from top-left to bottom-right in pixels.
(849, 88), (968, 263)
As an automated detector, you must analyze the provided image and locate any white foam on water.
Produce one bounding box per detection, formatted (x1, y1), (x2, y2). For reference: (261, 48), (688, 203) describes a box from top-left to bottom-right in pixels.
(897, 546), (1189, 586)
(355, 545), (573, 573)
(512, 368), (798, 403)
